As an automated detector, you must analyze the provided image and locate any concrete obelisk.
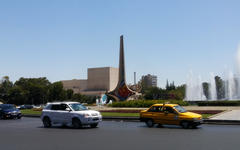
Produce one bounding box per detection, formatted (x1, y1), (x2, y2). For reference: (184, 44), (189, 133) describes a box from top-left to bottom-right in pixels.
(107, 35), (136, 101)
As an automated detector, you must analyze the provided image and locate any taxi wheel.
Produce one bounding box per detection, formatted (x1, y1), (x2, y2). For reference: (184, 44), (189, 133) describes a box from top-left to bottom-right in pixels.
(157, 124), (163, 128)
(145, 119), (154, 128)
(191, 125), (197, 129)
(181, 121), (190, 129)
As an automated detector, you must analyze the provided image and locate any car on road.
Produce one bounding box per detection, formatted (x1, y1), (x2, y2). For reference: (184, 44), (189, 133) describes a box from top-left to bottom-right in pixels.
(19, 105), (34, 110)
(140, 104), (202, 128)
(0, 104), (22, 119)
(41, 102), (102, 128)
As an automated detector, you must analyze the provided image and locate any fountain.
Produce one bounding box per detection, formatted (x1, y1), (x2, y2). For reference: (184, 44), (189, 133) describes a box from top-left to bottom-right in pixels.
(185, 44), (240, 101)
(227, 71), (236, 100)
(209, 72), (217, 100)
(185, 71), (206, 101)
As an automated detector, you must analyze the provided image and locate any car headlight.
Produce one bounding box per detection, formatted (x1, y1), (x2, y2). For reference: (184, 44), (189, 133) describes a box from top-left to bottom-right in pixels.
(193, 118), (198, 121)
(84, 114), (90, 118)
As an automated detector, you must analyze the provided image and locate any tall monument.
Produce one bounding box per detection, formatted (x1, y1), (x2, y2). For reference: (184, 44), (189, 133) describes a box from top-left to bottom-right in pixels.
(106, 35), (136, 101)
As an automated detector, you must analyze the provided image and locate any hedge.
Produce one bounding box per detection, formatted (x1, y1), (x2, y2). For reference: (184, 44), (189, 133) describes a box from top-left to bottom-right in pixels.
(108, 100), (240, 107)
(197, 101), (240, 106)
(109, 100), (189, 108)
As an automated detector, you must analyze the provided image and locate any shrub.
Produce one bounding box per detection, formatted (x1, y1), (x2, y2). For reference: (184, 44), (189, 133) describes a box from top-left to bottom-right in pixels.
(197, 101), (240, 106)
(109, 100), (189, 108)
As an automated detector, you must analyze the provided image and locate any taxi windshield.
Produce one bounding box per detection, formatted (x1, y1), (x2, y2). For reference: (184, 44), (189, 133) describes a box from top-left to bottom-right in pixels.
(174, 105), (187, 113)
(69, 103), (87, 111)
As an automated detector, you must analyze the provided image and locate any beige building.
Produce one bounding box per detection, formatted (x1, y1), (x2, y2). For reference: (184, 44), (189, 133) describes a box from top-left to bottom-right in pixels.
(61, 79), (87, 93)
(61, 67), (118, 97)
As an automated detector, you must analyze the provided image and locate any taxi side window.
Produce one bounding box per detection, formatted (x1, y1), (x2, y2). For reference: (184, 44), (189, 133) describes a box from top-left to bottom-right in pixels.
(148, 106), (162, 112)
(163, 107), (175, 113)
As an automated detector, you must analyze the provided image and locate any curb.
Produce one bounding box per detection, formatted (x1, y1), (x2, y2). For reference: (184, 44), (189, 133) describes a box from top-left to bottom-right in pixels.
(23, 115), (40, 118)
(203, 119), (240, 125)
(22, 115), (240, 125)
(102, 116), (140, 122)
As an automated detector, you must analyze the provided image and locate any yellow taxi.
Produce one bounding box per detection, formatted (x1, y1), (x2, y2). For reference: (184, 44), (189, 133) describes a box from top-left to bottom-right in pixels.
(140, 104), (202, 128)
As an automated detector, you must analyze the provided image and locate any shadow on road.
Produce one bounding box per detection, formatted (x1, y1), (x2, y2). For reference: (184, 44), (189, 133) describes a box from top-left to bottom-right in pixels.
(37, 125), (99, 130)
(137, 124), (202, 130)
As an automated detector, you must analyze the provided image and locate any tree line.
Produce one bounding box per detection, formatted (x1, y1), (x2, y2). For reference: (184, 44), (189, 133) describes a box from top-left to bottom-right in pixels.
(141, 80), (185, 100)
(0, 76), (96, 105)
(0, 75), (227, 105)
(141, 76), (226, 101)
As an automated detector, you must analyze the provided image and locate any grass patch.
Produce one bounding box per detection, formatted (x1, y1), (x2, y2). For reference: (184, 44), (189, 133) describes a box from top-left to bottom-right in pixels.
(101, 112), (139, 117)
(201, 114), (213, 119)
(21, 109), (41, 115)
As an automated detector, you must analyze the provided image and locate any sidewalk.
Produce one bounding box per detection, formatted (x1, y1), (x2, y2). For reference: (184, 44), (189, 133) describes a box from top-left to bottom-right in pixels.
(210, 110), (240, 120)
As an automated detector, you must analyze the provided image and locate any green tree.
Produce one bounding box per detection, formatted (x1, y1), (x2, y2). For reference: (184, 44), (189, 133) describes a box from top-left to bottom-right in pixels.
(0, 76), (13, 103)
(48, 81), (66, 101)
(166, 80), (176, 91)
(166, 80), (169, 90)
(66, 89), (74, 99)
(8, 86), (28, 105)
(15, 77), (51, 104)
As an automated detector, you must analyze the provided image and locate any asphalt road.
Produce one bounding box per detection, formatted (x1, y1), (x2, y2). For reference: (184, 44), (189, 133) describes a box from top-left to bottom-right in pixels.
(0, 118), (240, 150)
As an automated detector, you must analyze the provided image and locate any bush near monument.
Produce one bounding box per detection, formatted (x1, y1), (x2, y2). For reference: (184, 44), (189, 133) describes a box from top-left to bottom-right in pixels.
(110, 100), (240, 107)
(109, 100), (189, 108)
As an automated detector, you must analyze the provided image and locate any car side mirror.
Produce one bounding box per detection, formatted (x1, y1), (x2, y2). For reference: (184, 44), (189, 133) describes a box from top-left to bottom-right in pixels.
(66, 108), (71, 112)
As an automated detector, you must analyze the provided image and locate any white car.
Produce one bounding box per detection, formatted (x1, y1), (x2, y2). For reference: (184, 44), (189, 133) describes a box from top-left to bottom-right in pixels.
(41, 102), (102, 128)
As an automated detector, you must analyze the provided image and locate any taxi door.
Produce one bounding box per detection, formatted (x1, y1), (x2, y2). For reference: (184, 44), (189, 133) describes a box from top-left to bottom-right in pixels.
(162, 107), (180, 125)
(144, 106), (156, 119)
(151, 106), (164, 124)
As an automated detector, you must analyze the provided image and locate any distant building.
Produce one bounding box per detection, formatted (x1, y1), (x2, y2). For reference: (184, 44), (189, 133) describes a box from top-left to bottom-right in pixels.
(61, 67), (118, 97)
(141, 74), (158, 89)
(61, 79), (87, 93)
(87, 67), (118, 91)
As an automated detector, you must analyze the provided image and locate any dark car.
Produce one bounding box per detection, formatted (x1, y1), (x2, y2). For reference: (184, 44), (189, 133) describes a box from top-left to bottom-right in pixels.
(19, 105), (34, 110)
(0, 104), (22, 119)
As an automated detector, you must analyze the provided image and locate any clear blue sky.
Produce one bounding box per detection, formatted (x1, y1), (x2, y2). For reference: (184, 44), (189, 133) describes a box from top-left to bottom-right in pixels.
(0, 0), (240, 87)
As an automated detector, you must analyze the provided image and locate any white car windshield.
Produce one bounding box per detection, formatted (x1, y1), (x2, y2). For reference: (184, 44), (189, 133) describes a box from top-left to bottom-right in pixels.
(69, 103), (87, 111)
